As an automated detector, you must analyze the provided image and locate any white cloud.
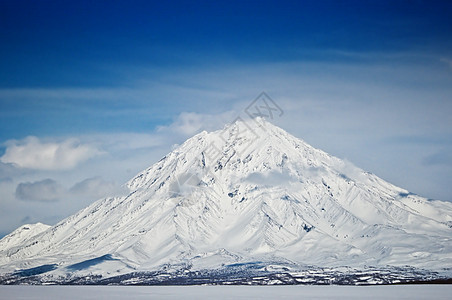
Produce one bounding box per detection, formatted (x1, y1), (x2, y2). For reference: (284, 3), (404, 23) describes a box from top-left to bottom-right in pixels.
(15, 179), (64, 202)
(1, 136), (102, 170)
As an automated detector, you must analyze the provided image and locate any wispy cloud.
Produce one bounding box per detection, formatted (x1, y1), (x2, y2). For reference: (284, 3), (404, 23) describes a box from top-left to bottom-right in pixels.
(157, 111), (236, 137)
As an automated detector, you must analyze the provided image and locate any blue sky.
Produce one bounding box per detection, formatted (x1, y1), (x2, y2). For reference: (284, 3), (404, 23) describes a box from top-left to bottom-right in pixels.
(0, 0), (452, 237)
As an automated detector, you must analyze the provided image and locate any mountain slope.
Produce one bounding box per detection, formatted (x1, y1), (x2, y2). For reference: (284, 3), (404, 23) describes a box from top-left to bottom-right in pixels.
(1, 117), (451, 284)
(0, 223), (50, 253)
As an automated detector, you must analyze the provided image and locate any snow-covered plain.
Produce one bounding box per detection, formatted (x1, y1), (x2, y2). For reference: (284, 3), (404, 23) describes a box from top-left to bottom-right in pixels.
(1, 285), (452, 300)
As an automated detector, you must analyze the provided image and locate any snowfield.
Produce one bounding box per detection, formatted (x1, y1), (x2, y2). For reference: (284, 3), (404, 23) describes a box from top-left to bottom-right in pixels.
(1, 117), (451, 285)
(1, 285), (452, 300)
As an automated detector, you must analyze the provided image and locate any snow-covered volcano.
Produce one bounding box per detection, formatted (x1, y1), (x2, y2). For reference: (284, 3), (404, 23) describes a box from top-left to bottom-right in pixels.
(1, 118), (451, 285)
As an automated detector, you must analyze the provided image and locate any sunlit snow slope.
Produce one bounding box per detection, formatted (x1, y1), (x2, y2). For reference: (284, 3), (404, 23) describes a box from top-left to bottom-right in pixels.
(1, 118), (451, 283)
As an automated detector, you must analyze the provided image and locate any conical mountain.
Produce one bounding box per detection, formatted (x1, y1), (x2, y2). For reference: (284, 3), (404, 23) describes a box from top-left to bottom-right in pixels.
(1, 118), (451, 284)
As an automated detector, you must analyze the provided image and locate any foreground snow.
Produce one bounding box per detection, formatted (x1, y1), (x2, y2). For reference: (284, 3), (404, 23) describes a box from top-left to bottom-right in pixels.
(1, 285), (452, 300)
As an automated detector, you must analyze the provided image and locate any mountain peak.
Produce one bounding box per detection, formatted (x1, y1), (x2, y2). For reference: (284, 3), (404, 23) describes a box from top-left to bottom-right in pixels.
(127, 117), (315, 191)
(1, 119), (452, 285)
